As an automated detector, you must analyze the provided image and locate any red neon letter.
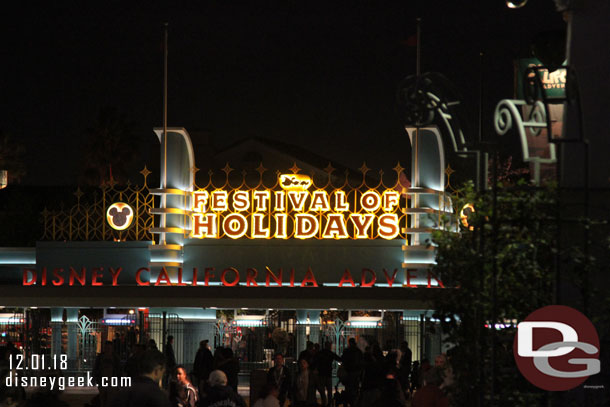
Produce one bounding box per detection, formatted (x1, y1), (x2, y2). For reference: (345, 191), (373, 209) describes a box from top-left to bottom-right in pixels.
(23, 268), (37, 286)
(136, 267), (150, 286)
(360, 268), (376, 287)
(265, 267), (282, 287)
(52, 268), (64, 286)
(69, 267), (86, 286)
(204, 267), (215, 286)
(406, 269), (417, 287)
(155, 267), (171, 286)
(246, 268), (258, 287)
(91, 267), (104, 286)
(109, 267), (122, 286)
(221, 268), (240, 287)
(382, 268), (399, 287)
(427, 270), (446, 288)
(338, 269), (355, 287)
(301, 267), (318, 287)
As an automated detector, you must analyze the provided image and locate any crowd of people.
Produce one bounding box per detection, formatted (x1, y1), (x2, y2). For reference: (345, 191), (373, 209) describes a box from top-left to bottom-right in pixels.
(0, 337), (454, 407)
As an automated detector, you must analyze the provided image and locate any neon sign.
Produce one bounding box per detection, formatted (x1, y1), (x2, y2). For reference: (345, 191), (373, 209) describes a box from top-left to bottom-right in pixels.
(191, 174), (404, 240)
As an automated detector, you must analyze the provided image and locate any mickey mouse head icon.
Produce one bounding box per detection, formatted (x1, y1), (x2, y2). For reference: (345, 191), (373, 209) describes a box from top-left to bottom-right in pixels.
(106, 202), (134, 231)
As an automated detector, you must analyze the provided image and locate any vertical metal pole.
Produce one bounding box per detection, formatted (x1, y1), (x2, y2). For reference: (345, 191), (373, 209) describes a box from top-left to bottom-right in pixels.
(413, 18), (422, 244)
(162, 311), (167, 353)
(161, 23), (169, 245)
(490, 148), (498, 405)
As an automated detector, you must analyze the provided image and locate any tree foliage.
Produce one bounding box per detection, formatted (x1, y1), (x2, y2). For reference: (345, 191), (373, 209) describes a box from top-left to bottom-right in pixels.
(431, 181), (557, 406)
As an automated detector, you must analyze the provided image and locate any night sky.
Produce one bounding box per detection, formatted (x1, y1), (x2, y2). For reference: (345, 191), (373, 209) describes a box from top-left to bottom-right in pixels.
(2, 1), (565, 186)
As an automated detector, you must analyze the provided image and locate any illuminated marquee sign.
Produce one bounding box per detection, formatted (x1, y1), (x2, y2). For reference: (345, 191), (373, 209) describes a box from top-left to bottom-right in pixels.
(191, 174), (406, 240)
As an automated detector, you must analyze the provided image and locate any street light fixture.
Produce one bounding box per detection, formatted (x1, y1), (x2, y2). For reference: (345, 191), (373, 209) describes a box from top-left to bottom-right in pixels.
(0, 170), (7, 189)
(506, 0), (528, 8)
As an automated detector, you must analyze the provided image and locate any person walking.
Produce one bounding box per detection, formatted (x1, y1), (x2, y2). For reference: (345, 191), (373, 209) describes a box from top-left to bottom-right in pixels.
(267, 353), (291, 407)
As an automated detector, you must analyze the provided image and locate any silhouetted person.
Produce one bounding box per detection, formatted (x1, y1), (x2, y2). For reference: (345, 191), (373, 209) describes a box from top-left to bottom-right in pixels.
(314, 342), (341, 407)
(110, 349), (169, 407)
(373, 368), (406, 407)
(216, 348), (239, 392)
(341, 338), (363, 407)
(94, 341), (120, 407)
(398, 341), (412, 394)
(298, 341), (314, 366)
(193, 340), (214, 386)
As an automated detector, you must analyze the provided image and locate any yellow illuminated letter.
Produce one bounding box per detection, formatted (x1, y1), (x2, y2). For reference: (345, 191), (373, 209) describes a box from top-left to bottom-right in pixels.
(382, 191), (400, 212)
(192, 213), (218, 238)
(288, 191), (309, 212)
(322, 214), (348, 239)
(295, 214), (319, 239)
(253, 191), (271, 211)
(378, 213), (399, 239)
(252, 213), (270, 238)
(274, 214), (288, 239)
(223, 213), (248, 239)
(309, 191), (330, 212)
(360, 190), (381, 212)
(232, 190), (250, 211)
(274, 191), (286, 212)
(192, 191), (209, 212)
(211, 191), (228, 211)
(349, 214), (375, 238)
(334, 191), (349, 211)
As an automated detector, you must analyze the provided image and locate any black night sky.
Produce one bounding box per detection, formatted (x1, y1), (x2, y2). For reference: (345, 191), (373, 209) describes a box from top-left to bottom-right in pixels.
(2, 1), (565, 186)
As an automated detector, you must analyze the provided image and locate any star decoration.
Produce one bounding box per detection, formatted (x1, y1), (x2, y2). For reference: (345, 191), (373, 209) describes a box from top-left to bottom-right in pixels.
(140, 166), (152, 179)
(324, 163), (335, 174)
(73, 188), (84, 201)
(359, 162), (370, 175)
(392, 162), (405, 176)
(222, 163), (234, 176)
(289, 162), (301, 174)
(255, 163), (267, 177)
(445, 164), (455, 177)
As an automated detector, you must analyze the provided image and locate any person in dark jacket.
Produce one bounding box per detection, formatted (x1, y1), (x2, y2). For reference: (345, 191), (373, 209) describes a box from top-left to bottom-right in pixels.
(292, 358), (317, 407)
(314, 342), (341, 407)
(340, 338), (363, 407)
(215, 348), (239, 392)
(200, 370), (245, 407)
(110, 349), (169, 407)
(193, 340), (214, 387)
(267, 353), (291, 407)
(398, 341), (412, 395)
(94, 341), (121, 407)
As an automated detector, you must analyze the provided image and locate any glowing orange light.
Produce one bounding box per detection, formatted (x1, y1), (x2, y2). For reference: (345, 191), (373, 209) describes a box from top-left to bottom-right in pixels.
(460, 203), (475, 231)
(107, 202), (134, 231)
(279, 174), (312, 191)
